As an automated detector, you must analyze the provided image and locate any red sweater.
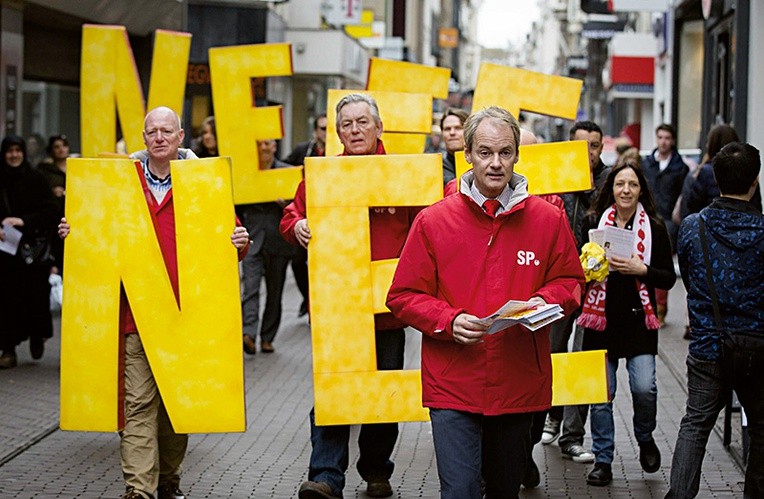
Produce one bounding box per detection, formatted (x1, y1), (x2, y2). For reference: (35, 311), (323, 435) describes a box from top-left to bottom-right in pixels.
(279, 141), (419, 330)
(121, 163), (246, 333)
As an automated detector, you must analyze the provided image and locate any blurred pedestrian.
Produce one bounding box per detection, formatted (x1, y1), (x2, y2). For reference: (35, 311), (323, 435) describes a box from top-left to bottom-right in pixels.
(440, 108), (468, 186)
(284, 113), (326, 166)
(238, 139), (295, 354)
(283, 114), (327, 318)
(683, 124), (762, 216)
(545, 121), (611, 465)
(25, 133), (46, 167)
(425, 129), (443, 154)
(667, 143), (764, 499)
(577, 157), (676, 486)
(38, 134), (70, 273)
(0, 136), (58, 368)
(59, 107), (249, 499)
(642, 123), (688, 325)
(387, 106), (584, 498)
(283, 94), (414, 499)
(192, 116), (217, 158)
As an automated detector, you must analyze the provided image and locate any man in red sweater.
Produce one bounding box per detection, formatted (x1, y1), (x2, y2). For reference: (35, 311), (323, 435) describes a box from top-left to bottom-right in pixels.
(59, 107), (249, 499)
(387, 106), (584, 498)
(281, 94), (417, 499)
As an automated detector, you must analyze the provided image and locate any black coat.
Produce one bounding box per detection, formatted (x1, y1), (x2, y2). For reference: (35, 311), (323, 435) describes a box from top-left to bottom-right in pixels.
(642, 150), (689, 222)
(580, 213), (676, 359)
(0, 162), (59, 348)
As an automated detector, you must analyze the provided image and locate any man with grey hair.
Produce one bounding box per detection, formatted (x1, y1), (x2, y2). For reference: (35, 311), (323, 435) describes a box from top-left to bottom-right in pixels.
(387, 106), (584, 498)
(281, 93), (418, 499)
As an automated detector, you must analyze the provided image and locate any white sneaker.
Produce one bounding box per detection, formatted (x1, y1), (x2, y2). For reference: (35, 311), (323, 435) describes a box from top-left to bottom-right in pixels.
(561, 444), (595, 463)
(540, 416), (560, 445)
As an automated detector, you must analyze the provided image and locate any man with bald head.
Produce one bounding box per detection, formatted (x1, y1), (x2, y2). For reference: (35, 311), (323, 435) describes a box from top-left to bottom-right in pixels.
(60, 107), (250, 499)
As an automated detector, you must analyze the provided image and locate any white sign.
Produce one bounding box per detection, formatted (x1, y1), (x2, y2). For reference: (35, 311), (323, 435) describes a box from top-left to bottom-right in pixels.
(321, 0), (362, 26)
(610, 0), (669, 11)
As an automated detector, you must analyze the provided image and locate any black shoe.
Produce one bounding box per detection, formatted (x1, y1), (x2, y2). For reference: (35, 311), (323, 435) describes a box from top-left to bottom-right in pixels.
(157, 483), (185, 499)
(586, 463), (612, 486)
(639, 439), (661, 473)
(366, 477), (392, 498)
(522, 456), (541, 488)
(30, 337), (44, 360)
(299, 300), (309, 317)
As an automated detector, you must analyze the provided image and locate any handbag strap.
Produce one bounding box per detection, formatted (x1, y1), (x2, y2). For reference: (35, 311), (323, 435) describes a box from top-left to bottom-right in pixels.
(698, 216), (725, 333)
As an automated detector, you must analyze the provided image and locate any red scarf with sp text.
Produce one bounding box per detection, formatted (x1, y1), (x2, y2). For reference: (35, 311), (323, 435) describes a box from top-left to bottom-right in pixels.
(576, 203), (661, 332)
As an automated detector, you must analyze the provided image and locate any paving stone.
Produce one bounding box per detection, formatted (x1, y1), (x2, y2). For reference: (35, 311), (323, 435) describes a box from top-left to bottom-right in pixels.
(0, 273), (745, 498)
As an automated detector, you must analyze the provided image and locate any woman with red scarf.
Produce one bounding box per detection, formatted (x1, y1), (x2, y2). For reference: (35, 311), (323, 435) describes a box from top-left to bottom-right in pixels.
(577, 157), (676, 487)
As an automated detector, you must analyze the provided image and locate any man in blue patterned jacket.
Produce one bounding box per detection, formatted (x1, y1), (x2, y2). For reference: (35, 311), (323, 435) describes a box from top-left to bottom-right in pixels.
(667, 142), (764, 499)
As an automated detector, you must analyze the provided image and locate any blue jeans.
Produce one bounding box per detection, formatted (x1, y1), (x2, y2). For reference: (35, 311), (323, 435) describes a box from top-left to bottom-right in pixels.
(307, 328), (405, 496)
(430, 409), (532, 499)
(590, 354), (657, 464)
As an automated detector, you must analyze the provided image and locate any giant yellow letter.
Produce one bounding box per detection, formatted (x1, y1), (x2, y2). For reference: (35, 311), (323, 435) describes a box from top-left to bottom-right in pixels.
(306, 154), (442, 425)
(80, 26), (190, 157)
(60, 157), (245, 433)
(209, 43), (301, 204)
(461, 64), (591, 194)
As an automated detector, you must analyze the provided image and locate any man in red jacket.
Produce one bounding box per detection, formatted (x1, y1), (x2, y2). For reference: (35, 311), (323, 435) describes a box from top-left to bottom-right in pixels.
(281, 94), (417, 499)
(59, 107), (250, 499)
(387, 106), (584, 498)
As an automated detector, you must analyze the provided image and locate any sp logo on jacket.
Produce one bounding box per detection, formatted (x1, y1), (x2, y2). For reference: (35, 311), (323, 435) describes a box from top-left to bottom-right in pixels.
(517, 250), (540, 266)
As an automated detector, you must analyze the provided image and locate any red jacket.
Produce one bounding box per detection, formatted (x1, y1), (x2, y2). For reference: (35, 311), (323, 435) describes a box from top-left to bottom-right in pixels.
(386, 173), (584, 415)
(121, 162), (247, 333)
(279, 141), (418, 330)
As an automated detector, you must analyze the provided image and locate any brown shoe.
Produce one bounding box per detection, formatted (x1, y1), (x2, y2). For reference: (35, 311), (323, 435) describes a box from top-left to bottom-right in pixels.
(121, 488), (153, 499)
(261, 341), (274, 353)
(157, 482), (186, 499)
(366, 477), (392, 498)
(243, 335), (257, 355)
(298, 480), (339, 499)
(0, 350), (17, 369)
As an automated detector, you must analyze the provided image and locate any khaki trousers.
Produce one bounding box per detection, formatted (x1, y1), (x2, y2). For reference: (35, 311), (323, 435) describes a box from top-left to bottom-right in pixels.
(120, 334), (188, 497)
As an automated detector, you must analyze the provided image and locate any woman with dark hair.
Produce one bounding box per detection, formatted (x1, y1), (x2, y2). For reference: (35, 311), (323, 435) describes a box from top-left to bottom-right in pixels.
(577, 158), (676, 486)
(0, 136), (58, 368)
(684, 124), (761, 215)
(193, 116), (217, 158)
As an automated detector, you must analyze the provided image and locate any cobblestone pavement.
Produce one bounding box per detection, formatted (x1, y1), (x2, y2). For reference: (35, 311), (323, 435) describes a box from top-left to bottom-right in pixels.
(0, 273), (745, 498)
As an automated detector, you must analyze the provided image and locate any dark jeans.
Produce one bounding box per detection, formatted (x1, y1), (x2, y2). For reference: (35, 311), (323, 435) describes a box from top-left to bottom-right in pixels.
(307, 328), (405, 496)
(291, 245), (309, 305)
(430, 409), (532, 499)
(668, 335), (764, 499)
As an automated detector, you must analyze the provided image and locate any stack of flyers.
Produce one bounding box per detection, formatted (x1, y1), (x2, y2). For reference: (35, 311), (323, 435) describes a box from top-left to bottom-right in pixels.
(469, 300), (565, 334)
